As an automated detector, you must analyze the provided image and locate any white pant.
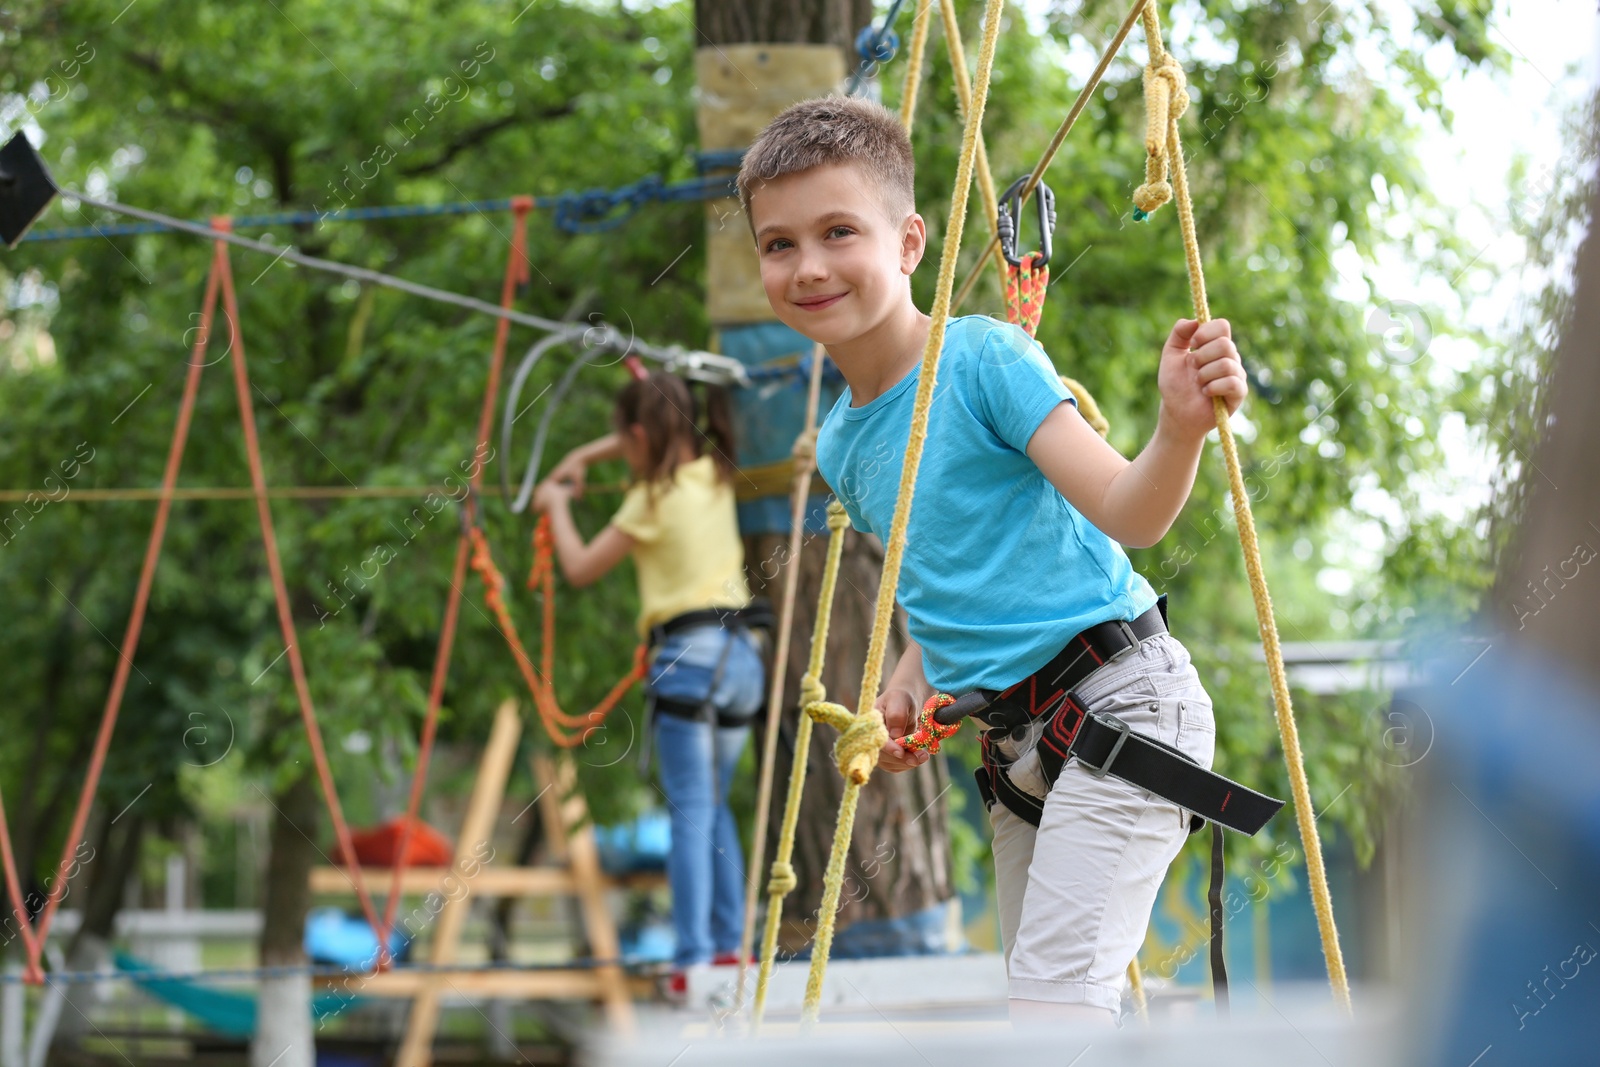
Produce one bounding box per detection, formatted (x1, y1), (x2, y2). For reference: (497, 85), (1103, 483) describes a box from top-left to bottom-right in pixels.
(987, 632), (1215, 1011)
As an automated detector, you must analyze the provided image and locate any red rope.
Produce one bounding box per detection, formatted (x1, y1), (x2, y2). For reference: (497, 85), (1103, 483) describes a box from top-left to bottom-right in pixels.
(210, 219), (391, 962)
(381, 196), (534, 944)
(0, 241), (225, 984)
(2, 200), (546, 979)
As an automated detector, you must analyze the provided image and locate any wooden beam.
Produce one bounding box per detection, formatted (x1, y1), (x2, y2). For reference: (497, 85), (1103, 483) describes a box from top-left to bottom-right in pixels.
(396, 699), (522, 1067)
(534, 753), (636, 1033)
(307, 866), (663, 896)
(320, 968), (606, 999)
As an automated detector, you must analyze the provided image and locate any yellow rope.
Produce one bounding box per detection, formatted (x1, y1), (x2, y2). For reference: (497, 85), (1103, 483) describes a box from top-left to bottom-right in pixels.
(1127, 958), (1149, 1022)
(735, 346), (829, 1016)
(898, 0), (934, 129)
(935, 0), (1011, 295)
(798, 0), (1009, 1031)
(751, 501), (850, 1030)
(1135, 1), (1351, 1013)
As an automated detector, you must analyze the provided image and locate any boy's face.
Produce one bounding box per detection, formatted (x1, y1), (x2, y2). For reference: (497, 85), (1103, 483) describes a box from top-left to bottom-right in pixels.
(748, 162), (925, 346)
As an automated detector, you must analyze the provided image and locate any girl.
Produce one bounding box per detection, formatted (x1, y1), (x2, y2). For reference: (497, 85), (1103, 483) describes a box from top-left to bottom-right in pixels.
(533, 372), (764, 988)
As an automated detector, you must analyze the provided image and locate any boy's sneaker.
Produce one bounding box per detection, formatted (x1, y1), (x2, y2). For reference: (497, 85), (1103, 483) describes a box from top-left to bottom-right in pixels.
(711, 952), (741, 967)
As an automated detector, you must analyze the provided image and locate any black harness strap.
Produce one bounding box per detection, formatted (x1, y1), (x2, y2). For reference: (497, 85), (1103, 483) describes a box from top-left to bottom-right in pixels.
(1036, 695), (1283, 837)
(1209, 822), (1229, 1017)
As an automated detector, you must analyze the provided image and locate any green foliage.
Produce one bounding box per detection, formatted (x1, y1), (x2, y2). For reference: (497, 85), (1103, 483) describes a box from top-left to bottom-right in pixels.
(0, 0), (1511, 906)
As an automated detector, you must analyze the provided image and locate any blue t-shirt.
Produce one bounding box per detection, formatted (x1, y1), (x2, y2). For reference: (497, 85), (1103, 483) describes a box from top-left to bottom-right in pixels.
(815, 315), (1158, 694)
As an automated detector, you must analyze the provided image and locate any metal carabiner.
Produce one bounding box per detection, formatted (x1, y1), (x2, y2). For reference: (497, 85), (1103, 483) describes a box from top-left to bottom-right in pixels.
(997, 175), (1057, 268)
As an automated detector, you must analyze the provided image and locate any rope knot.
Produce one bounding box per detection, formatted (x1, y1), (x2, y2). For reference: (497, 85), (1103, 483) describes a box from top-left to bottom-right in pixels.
(1133, 52), (1190, 218)
(1151, 54), (1188, 119)
(898, 693), (962, 754)
(767, 861), (797, 897)
(833, 708), (889, 785)
(799, 672), (826, 708)
(825, 500), (850, 532)
(804, 700), (854, 733)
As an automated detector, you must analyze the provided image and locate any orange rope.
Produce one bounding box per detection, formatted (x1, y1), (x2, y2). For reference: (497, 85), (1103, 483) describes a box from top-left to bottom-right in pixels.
(896, 692), (962, 754)
(1003, 252), (1050, 337)
(466, 518), (647, 747)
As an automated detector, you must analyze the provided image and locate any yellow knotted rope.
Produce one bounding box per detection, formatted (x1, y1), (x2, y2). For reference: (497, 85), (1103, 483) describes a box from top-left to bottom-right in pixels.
(750, 501), (850, 1029)
(1134, 2), (1351, 1012)
(797, 0), (1009, 1030)
(734, 346), (828, 1017)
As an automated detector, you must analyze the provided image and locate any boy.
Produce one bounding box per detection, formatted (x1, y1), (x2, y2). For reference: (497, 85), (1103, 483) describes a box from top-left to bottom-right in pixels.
(736, 96), (1249, 1024)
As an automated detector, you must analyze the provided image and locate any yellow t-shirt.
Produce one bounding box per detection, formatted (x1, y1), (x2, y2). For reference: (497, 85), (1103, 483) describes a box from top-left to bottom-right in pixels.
(610, 454), (751, 635)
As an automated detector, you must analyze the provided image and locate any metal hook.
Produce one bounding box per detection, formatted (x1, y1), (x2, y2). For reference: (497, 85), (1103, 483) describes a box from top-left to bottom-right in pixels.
(997, 175), (1057, 268)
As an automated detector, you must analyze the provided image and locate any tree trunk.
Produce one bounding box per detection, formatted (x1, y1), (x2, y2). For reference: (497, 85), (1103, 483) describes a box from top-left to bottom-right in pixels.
(695, 0), (872, 56)
(252, 772), (319, 1067)
(748, 529), (955, 952)
(697, 0), (958, 955)
(54, 811), (145, 1044)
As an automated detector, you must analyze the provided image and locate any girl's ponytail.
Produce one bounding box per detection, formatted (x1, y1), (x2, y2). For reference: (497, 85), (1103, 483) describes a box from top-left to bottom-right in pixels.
(694, 383), (738, 484)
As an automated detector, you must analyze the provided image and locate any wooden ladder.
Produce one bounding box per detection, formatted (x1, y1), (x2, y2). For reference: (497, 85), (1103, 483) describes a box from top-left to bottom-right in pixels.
(307, 699), (640, 1066)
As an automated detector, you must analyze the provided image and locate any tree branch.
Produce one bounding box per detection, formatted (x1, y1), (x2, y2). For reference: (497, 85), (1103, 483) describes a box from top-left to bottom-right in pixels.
(398, 103), (575, 178)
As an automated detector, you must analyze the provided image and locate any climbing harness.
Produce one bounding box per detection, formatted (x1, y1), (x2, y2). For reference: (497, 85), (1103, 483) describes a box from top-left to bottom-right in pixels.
(998, 174), (1056, 338)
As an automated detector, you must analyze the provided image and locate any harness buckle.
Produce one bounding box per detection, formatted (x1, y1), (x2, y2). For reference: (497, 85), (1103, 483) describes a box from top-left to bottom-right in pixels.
(1107, 619), (1141, 662)
(1079, 713), (1132, 779)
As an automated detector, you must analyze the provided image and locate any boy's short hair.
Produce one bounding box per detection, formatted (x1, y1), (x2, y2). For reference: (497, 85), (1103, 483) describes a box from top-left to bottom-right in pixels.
(736, 95), (915, 235)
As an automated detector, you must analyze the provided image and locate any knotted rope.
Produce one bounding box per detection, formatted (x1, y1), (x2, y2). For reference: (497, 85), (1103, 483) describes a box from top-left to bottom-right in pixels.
(1134, 2), (1350, 1012)
(796, 0), (1010, 1031)
(1131, 50), (1189, 220)
(750, 501), (851, 1029)
(734, 345), (827, 1016)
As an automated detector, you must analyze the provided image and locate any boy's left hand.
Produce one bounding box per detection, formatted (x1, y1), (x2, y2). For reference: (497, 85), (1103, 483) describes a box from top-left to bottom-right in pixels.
(1157, 318), (1248, 440)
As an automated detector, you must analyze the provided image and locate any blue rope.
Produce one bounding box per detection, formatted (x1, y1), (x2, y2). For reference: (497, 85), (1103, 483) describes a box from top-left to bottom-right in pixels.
(20, 173), (737, 243)
(845, 0), (910, 96)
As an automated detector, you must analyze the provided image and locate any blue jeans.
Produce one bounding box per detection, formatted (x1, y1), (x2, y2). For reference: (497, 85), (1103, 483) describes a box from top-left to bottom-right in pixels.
(647, 622), (764, 967)
(654, 715), (749, 967)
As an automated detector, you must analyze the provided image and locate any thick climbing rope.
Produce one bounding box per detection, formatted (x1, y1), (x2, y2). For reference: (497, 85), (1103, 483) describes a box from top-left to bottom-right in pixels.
(897, 0), (934, 126)
(750, 502), (851, 1030)
(934, 0), (1013, 295)
(795, 0), (1010, 1030)
(734, 346), (829, 1015)
(463, 517), (648, 748)
(1130, 3), (1351, 1011)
